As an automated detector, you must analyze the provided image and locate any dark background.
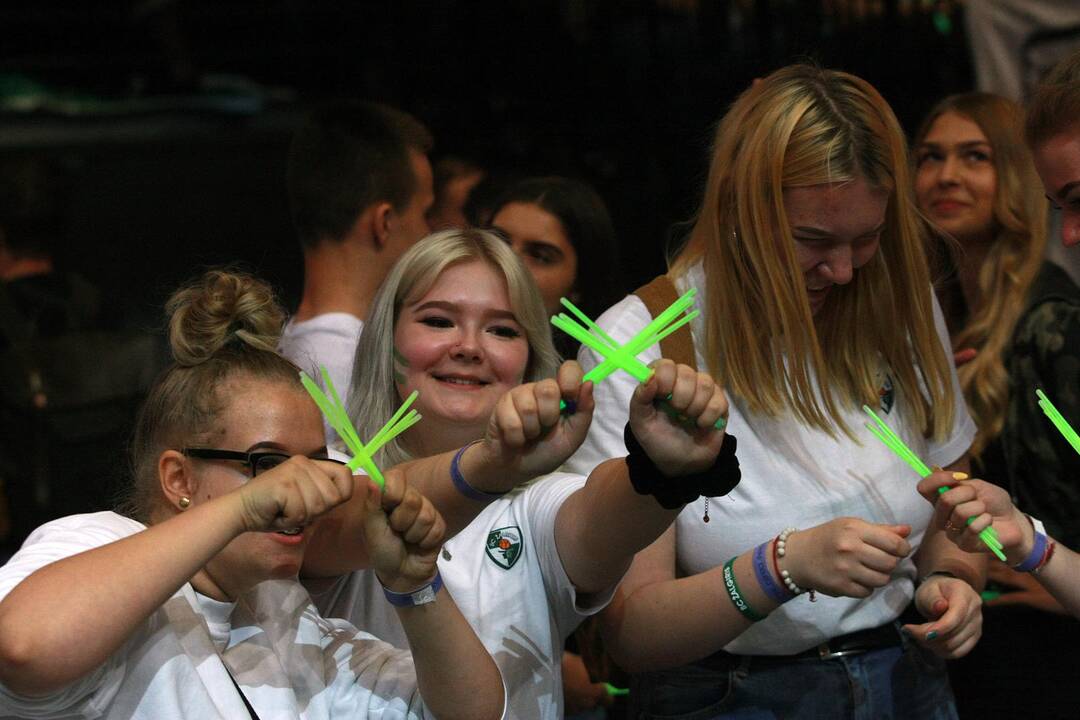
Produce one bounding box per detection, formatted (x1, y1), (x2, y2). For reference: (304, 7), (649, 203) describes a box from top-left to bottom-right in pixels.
(1, 0), (973, 326)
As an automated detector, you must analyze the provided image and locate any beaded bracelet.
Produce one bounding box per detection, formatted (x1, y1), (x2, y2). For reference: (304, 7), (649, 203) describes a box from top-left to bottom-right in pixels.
(753, 541), (793, 604)
(775, 527), (817, 602)
(723, 557), (766, 622)
(450, 440), (509, 502)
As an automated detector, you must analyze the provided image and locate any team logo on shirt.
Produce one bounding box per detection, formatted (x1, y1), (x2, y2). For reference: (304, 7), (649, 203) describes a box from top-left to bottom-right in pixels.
(878, 373), (895, 414)
(485, 526), (523, 570)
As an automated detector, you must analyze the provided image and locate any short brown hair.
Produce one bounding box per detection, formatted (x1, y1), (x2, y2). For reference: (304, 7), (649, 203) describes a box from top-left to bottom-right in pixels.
(287, 101), (433, 248)
(1025, 49), (1080, 148)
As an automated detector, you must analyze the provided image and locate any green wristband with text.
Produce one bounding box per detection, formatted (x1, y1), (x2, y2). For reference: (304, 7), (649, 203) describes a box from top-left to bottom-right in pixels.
(723, 557), (766, 622)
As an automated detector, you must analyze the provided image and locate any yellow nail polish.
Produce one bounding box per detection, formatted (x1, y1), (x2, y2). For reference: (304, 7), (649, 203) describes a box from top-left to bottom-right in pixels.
(952, 472), (969, 481)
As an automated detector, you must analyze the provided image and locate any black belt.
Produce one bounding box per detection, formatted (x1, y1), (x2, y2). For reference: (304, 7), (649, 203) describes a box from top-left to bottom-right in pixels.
(699, 615), (910, 670)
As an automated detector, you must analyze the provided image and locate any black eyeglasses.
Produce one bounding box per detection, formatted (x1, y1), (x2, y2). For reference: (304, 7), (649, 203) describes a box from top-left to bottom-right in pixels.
(182, 448), (346, 477)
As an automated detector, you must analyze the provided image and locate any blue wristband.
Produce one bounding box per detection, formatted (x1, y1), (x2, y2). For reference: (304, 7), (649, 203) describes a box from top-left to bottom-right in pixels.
(753, 541), (791, 604)
(381, 570), (444, 607)
(450, 441), (508, 502)
(1013, 529), (1048, 573)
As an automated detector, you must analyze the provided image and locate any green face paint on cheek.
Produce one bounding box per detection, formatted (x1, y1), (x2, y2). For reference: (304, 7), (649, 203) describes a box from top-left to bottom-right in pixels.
(392, 347), (409, 384)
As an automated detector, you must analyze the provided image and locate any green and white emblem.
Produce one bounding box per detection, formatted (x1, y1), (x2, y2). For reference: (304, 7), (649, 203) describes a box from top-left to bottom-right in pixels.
(485, 526), (523, 570)
(878, 373), (895, 414)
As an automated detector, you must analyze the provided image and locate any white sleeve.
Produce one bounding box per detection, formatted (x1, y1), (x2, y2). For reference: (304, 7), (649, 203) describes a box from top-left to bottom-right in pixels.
(925, 292), (977, 468)
(0, 514), (142, 718)
(521, 474), (620, 638)
(565, 295), (662, 476)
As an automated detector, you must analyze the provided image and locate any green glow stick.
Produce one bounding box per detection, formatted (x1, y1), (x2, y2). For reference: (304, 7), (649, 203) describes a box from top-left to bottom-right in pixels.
(367, 390), (420, 452)
(580, 291), (697, 384)
(551, 290), (726, 431)
(559, 296), (620, 349)
(1036, 389), (1080, 456)
(300, 368), (422, 489)
(862, 405), (1005, 560)
(604, 683), (629, 697)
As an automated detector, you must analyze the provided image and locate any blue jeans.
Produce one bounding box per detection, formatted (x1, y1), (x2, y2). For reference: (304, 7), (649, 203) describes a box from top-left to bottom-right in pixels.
(629, 633), (958, 720)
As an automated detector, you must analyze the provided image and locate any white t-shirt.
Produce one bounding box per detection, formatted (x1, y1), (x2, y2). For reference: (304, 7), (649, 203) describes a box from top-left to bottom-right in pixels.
(280, 314), (365, 444)
(309, 473), (616, 720)
(0, 512), (431, 719)
(565, 264), (976, 655)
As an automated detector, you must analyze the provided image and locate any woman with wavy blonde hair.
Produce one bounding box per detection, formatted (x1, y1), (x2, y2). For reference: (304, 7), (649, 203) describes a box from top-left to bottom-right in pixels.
(916, 91), (1080, 543)
(914, 92), (1049, 460)
(914, 91), (1080, 717)
(566, 64), (983, 718)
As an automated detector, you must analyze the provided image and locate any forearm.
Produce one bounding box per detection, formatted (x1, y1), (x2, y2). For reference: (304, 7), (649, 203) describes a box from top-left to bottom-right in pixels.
(395, 590), (505, 720)
(0, 502), (242, 696)
(602, 551), (780, 672)
(914, 524), (986, 591)
(1035, 540), (1080, 618)
(394, 443), (525, 538)
(555, 459), (680, 594)
(915, 455), (986, 589)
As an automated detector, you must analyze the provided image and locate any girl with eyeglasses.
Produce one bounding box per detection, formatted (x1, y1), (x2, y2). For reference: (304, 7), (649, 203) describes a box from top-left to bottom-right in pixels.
(0, 270), (505, 719)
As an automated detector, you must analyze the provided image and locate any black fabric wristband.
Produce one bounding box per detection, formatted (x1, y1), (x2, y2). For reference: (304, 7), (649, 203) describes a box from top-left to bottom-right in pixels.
(623, 422), (741, 509)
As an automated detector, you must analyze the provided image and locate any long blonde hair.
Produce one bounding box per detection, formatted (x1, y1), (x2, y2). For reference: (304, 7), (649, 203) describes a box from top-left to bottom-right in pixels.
(348, 228), (560, 466)
(915, 93), (1047, 456)
(671, 64), (954, 439)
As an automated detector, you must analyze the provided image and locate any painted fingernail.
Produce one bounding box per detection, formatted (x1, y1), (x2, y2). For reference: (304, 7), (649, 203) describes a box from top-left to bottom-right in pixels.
(952, 472), (969, 481)
(925, 631), (938, 641)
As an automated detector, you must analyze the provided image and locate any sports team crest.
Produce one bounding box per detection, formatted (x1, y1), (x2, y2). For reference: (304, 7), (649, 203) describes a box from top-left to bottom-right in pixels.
(878, 373), (895, 414)
(485, 526), (523, 570)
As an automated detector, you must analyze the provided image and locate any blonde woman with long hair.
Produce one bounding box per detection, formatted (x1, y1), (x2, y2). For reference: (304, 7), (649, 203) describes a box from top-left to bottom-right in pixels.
(914, 91), (1080, 717)
(565, 64), (984, 718)
(298, 228), (735, 719)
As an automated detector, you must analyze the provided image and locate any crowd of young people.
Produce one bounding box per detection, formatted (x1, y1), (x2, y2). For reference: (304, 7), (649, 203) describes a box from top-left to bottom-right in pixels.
(2, 49), (1080, 720)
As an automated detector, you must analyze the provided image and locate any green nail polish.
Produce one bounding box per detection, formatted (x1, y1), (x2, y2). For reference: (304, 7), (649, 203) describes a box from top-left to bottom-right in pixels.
(926, 630), (938, 641)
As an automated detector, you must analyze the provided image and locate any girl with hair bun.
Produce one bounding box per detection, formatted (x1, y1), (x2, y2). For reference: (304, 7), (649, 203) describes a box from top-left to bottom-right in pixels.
(566, 64), (985, 718)
(0, 269), (506, 719)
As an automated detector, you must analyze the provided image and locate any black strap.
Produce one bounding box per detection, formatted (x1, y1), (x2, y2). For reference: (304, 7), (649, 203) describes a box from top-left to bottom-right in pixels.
(225, 664), (261, 720)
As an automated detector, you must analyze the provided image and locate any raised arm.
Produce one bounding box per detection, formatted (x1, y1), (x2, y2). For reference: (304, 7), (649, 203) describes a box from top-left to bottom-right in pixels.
(302, 361), (595, 578)
(359, 479), (504, 720)
(554, 360), (731, 594)
(0, 456), (353, 697)
(919, 470), (1080, 618)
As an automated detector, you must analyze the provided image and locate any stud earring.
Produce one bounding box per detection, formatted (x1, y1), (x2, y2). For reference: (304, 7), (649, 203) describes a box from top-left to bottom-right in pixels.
(178, 496), (191, 509)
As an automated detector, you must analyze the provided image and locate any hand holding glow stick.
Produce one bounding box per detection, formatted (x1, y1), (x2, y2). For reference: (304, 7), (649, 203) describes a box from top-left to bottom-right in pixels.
(862, 404), (1006, 561)
(300, 366), (421, 489)
(551, 290), (726, 430)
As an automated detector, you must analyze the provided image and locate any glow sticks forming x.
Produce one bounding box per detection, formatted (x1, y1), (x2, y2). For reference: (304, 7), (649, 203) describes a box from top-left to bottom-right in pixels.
(550, 289), (725, 430)
(1036, 389), (1080, 457)
(863, 405), (1006, 561)
(300, 366), (421, 489)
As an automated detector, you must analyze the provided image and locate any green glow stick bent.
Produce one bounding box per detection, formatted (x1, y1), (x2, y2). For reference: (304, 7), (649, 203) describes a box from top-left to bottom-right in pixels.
(300, 367), (421, 489)
(862, 405), (1005, 560)
(551, 291), (726, 431)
